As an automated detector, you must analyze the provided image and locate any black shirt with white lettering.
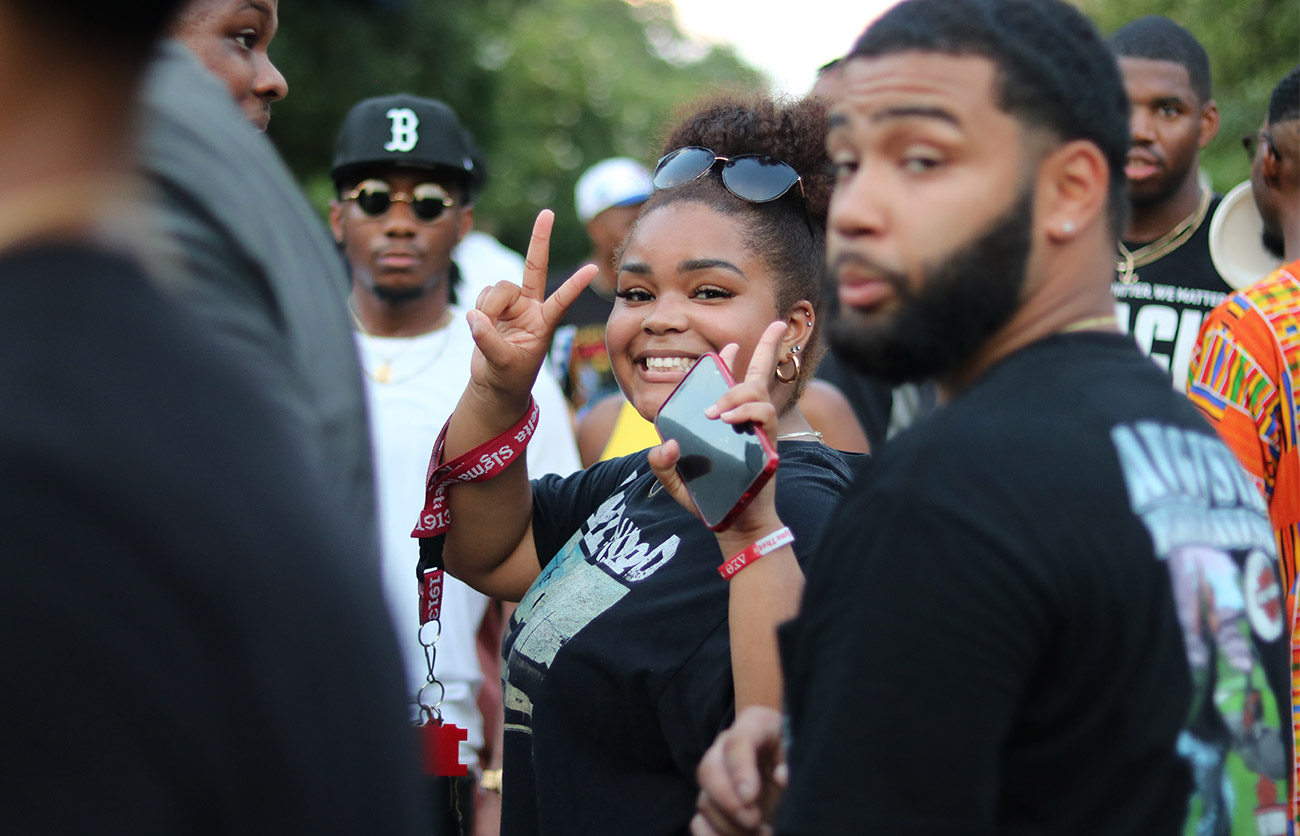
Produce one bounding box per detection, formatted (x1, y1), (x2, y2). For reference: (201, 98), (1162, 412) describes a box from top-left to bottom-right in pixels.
(1113, 194), (1231, 391)
(500, 443), (858, 836)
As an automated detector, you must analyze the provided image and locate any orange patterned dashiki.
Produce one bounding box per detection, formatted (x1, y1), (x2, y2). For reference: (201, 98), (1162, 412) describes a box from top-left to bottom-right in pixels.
(1187, 258), (1300, 830)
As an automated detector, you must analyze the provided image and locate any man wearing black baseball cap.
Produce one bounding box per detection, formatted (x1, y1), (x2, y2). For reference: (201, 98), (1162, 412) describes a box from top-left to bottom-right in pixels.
(329, 93), (579, 836)
(331, 94), (487, 316)
(332, 95), (486, 202)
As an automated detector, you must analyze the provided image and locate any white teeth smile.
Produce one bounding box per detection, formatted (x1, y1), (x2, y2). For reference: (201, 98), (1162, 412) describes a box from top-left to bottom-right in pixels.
(644, 356), (695, 372)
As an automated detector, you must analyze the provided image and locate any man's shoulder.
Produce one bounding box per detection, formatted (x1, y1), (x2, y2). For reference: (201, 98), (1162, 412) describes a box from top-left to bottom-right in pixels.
(871, 336), (1199, 483)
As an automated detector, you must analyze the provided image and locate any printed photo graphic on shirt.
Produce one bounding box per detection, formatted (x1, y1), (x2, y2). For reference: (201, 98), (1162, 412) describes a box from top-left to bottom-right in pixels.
(1111, 422), (1290, 836)
(502, 471), (680, 735)
(1113, 281), (1229, 392)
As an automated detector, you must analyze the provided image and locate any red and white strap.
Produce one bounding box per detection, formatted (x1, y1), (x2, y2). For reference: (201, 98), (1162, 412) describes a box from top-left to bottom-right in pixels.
(718, 526), (794, 580)
(411, 396), (539, 623)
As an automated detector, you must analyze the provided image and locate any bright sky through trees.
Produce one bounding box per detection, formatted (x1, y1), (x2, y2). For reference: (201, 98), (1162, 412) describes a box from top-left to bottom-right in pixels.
(669, 0), (899, 96)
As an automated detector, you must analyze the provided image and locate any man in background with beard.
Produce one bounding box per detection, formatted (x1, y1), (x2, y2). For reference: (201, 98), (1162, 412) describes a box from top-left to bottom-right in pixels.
(691, 1), (1289, 834)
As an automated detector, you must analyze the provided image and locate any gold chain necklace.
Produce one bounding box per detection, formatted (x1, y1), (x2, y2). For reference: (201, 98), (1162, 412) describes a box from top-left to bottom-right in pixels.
(1059, 315), (1118, 334)
(349, 300), (454, 384)
(1116, 189), (1212, 284)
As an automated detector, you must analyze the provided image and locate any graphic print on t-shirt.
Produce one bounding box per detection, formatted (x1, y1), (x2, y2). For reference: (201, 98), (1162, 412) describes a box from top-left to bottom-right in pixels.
(503, 471), (680, 734)
(1113, 281), (1229, 393)
(1111, 422), (1290, 836)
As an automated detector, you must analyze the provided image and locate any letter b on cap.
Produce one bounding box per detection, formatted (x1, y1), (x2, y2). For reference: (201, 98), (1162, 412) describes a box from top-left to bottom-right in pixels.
(385, 108), (419, 153)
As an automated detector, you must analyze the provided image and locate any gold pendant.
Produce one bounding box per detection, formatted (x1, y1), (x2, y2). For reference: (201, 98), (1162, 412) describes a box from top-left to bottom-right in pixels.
(374, 361), (392, 384)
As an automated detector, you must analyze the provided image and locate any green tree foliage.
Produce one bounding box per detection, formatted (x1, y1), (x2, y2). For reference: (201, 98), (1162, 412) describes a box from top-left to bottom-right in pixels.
(269, 0), (763, 268)
(1079, 0), (1300, 192)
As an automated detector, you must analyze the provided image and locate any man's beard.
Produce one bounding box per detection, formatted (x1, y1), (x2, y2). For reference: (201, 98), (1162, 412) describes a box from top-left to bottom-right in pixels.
(828, 186), (1033, 385)
(1261, 226), (1286, 260)
(372, 282), (432, 304)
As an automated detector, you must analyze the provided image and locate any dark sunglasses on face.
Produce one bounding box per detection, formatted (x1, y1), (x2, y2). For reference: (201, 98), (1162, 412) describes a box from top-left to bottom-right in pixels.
(1241, 131), (1278, 164)
(653, 146), (806, 204)
(343, 179), (455, 223)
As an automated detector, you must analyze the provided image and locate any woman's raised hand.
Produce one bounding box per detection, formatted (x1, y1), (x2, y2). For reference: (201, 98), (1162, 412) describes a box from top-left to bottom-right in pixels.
(647, 320), (787, 534)
(465, 210), (598, 399)
(709, 320), (786, 449)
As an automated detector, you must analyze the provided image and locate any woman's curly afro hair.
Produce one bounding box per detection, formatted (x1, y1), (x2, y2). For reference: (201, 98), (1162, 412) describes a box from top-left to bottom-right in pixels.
(630, 94), (833, 396)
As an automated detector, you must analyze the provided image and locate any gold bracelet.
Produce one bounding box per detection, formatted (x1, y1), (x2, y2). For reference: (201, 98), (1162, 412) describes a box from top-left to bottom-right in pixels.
(479, 767), (503, 795)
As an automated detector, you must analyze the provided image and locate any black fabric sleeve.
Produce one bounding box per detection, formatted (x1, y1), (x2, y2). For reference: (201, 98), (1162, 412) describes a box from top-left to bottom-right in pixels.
(530, 453), (647, 567)
(771, 446), (860, 571)
(776, 488), (1054, 835)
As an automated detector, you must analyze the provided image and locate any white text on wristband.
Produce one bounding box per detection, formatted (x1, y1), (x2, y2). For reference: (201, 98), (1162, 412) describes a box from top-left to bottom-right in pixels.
(718, 526), (795, 580)
(411, 397), (539, 623)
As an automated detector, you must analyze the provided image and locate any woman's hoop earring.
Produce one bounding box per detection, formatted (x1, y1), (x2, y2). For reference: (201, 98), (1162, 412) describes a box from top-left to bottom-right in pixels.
(775, 347), (800, 384)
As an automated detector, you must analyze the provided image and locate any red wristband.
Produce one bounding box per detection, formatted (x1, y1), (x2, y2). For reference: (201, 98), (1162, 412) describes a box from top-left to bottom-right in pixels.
(718, 526), (795, 580)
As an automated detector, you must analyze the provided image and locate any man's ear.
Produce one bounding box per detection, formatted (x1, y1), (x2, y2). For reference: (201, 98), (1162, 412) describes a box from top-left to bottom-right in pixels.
(1198, 99), (1221, 149)
(456, 206), (475, 245)
(1037, 139), (1109, 243)
(328, 200), (344, 245)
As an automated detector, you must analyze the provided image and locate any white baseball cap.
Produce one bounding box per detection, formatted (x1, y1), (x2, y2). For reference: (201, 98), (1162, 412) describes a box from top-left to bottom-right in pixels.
(575, 157), (653, 224)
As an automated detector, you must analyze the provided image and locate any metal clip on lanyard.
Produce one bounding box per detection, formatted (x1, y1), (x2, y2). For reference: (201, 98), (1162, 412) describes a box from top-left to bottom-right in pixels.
(409, 398), (540, 777)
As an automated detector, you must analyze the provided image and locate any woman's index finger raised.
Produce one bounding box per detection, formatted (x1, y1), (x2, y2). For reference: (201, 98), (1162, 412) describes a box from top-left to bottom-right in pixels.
(541, 263), (599, 328)
(520, 209), (555, 302)
(743, 321), (790, 385)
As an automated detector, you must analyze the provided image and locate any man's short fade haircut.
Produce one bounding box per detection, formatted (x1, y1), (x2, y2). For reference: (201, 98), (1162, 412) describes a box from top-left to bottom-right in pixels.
(1110, 15), (1213, 103)
(1268, 65), (1300, 126)
(10, 0), (185, 66)
(849, 0), (1131, 235)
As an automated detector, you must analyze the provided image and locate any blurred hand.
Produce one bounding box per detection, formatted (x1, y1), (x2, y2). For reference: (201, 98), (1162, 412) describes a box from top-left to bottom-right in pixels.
(691, 705), (787, 836)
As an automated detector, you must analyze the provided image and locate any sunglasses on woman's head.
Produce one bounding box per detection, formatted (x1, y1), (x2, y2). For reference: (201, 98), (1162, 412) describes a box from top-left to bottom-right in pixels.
(653, 146), (806, 204)
(342, 179), (456, 223)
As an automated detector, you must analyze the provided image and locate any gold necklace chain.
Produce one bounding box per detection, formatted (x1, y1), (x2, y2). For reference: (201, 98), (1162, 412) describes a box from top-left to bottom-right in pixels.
(1116, 188), (1212, 284)
(775, 430), (824, 442)
(348, 299), (454, 384)
(1059, 315), (1119, 334)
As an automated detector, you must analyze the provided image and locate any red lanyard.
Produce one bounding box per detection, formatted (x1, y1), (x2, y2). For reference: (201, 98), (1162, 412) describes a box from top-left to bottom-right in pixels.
(411, 396), (538, 623)
(408, 397), (539, 777)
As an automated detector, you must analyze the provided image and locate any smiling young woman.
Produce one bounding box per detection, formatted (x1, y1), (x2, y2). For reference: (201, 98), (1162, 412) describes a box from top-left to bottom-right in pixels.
(427, 95), (862, 836)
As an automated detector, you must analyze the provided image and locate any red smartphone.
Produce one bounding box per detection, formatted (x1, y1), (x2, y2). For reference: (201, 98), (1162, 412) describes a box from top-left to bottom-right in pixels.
(654, 353), (779, 531)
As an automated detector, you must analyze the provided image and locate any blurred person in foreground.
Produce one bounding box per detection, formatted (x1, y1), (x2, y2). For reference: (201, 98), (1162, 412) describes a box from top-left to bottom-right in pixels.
(137, 0), (381, 567)
(692, 1), (1287, 834)
(1188, 64), (1300, 830)
(0, 1), (423, 833)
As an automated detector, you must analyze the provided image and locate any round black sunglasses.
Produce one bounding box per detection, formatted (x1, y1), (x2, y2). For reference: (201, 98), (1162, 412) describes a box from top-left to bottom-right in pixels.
(342, 179), (456, 224)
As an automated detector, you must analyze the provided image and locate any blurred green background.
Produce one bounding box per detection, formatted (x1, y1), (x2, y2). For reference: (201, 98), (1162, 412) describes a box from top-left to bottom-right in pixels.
(265, 0), (1299, 270)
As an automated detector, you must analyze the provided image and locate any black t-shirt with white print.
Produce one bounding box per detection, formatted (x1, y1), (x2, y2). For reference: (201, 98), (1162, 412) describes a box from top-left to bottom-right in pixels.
(775, 332), (1288, 836)
(1113, 194), (1232, 392)
(501, 442), (858, 836)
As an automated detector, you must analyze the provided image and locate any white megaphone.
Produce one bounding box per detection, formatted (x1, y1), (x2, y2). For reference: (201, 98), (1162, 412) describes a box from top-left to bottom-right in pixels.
(1209, 180), (1283, 290)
